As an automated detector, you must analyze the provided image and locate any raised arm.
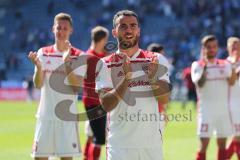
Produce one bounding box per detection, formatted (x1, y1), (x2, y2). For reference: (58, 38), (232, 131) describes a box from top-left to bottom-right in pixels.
(147, 56), (170, 104)
(28, 51), (44, 89)
(63, 42), (84, 93)
(97, 55), (132, 112)
(191, 61), (207, 88)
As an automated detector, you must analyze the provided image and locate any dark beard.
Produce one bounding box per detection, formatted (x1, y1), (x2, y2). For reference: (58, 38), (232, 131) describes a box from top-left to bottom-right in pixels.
(119, 36), (139, 50)
(207, 54), (215, 59)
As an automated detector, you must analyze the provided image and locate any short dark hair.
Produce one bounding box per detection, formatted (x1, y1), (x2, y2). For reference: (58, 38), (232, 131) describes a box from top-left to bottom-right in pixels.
(113, 10), (139, 28)
(91, 26), (109, 43)
(54, 12), (73, 26)
(147, 43), (164, 53)
(201, 35), (217, 47)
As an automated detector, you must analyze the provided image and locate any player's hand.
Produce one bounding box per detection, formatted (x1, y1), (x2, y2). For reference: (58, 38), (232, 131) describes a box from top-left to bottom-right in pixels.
(148, 56), (158, 80)
(62, 40), (72, 62)
(28, 51), (41, 69)
(121, 53), (132, 80)
(232, 54), (240, 64)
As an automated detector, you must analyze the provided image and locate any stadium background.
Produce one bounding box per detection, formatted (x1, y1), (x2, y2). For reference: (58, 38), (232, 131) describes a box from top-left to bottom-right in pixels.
(0, 0), (239, 159)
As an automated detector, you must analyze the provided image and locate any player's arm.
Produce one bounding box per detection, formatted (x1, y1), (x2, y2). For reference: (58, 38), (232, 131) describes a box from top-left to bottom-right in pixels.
(197, 66), (207, 87)
(64, 63), (84, 93)
(28, 51), (44, 89)
(97, 54), (131, 112)
(227, 61), (238, 85)
(228, 68), (237, 85)
(191, 61), (206, 88)
(149, 80), (170, 104)
(63, 41), (84, 93)
(98, 76), (130, 112)
(148, 56), (170, 104)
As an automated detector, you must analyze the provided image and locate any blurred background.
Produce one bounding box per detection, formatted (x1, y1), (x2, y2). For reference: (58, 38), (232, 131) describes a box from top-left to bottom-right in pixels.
(0, 0), (240, 101)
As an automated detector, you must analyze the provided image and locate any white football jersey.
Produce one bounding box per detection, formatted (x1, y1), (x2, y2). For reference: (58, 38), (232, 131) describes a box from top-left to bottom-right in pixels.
(96, 49), (170, 148)
(35, 45), (86, 120)
(227, 57), (240, 111)
(191, 59), (232, 115)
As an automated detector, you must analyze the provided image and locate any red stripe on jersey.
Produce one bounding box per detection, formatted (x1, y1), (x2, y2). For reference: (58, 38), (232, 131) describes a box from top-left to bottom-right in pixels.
(42, 45), (83, 57)
(104, 54), (123, 63)
(197, 59), (227, 67)
(42, 45), (55, 55)
(103, 50), (155, 64)
(197, 60), (206, 67)
(43, 54), (62, 58)
(107, 63), (123, 68)
(70, 47), (82, 56)
(216, 59), (226, 65)
(136, 50), (155, 59)
(130, 60), (151, 63)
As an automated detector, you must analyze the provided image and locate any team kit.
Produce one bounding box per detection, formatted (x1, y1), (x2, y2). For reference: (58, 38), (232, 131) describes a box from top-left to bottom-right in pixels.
(28, 10), (240, 160)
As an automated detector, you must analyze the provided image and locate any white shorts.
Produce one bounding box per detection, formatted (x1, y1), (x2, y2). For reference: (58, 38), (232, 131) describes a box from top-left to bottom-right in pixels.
(197, 113), (233, 138)
(31, 119), (82, 158)
(159, 120), (165, 133)
(107, 146), (163, 160)
(85, 120), (93, 137)
(230, 109), (240, 136)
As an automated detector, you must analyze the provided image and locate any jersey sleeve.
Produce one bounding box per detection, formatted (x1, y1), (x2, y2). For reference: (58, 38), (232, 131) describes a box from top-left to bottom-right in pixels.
(95, 59), (114, 92)
(191, 61), (204, 84)
(157, 54), (170, 83)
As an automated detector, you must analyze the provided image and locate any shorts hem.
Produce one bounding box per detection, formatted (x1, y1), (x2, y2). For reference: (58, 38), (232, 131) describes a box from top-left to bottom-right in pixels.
(31, 153), (82, 158)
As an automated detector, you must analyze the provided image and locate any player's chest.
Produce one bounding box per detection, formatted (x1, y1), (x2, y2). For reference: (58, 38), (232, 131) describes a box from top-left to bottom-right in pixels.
(42, 56), (66, 76)
(205, 65), (228, 79)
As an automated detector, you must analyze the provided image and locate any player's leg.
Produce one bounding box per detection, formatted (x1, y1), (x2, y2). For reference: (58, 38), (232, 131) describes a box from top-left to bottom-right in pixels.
(236, 136), (240, 159)
(55, 121), (81, 158)
(196, 116), (212, 160)
(87, 105), (106, 160)
(226, 137), (237, 159)
(196, 137), (210, 160)
(216, 113), (233, 160)
(31, 120), (54, 159)
(217, 138), (227, 160)
(229, 111), (240, 159)
(83, 120), (94, 160)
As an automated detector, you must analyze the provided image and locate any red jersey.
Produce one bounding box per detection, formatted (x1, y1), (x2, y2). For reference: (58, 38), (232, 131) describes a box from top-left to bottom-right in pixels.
(82, 49), (105, 107)
(183, 67), (195, 90)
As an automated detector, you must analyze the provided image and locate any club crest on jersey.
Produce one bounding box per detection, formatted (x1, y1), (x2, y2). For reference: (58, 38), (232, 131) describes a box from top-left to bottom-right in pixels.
(46, 60), (51, 65)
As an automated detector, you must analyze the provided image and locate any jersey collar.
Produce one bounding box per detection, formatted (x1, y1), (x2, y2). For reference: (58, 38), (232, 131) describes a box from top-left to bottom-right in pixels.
(116, 49), (141, 60)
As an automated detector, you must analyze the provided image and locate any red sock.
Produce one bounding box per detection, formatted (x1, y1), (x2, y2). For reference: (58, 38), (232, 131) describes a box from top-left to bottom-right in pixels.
(83, 139), (92, 160)
(89, 144), (101, 160)
(196, 151), (206, 160)
(226, 139), (237, 159)
(217, 149), (226, 160)
(236, 141), (240, 159)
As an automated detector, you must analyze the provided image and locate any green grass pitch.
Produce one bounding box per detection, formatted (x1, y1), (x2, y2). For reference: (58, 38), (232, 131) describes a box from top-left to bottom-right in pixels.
(0, 101), (237, 160)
